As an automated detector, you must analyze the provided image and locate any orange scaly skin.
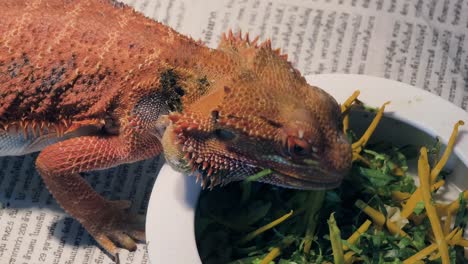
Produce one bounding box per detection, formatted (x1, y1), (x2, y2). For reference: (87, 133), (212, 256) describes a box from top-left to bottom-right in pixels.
(0, 0), (352, 260)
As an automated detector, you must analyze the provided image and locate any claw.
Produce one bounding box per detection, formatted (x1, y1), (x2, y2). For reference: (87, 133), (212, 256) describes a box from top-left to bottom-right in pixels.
(128, 230), (146, 242)
(82, 200), (145, 261)
(110, 232), (137, 251)
(95, 233), (119, 258)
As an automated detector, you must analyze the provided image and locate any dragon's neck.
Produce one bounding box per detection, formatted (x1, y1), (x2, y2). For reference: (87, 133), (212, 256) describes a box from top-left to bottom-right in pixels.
(152, 43), (230, 111)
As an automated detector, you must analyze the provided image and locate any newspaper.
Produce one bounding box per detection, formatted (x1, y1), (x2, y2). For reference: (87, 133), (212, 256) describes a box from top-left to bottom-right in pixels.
(0, 0), (467, 263)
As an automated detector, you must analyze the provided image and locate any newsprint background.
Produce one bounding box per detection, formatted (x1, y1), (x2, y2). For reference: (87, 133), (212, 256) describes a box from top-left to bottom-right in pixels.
(0, 0), (467, 263)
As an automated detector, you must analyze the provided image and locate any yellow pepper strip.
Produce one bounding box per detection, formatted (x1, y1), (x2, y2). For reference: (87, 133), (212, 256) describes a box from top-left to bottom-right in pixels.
(428, 253), (441, 261)
(352, 102), (390, 160)
(344, 251), (356, 264)
(430, 120), (464, 183)
(444, 228), (467, 247)
(447, 228), (463, 246)
(341, 90), (361, 113)
(260, 247), (279, 264)
(238, 210), (293, 245)
(408, 183), (446, 226)
(259, 237), (294, 264)
(343, 115), (350, 134)
(403, 228), (458, 264)
(457, 239), (468, 247)
(391, 191), (411, 201)
(385, 216), (410, 237)
(352, 153), (371, 166)
(418, 148), (450, 264)
(343, 219), (372, 251)
(355, 200), (385, 226)
(328, 213), (344, 264)
(443, 214), (452, 235)
(341, 90), (361, 134)
(404, 243), (437, 264)
(403, 244), (437, 264)
(355, 200), (409, 237)
(400, 180), (445, 218)
(442, 191), (467, 234)
(446, 190), (468, 214)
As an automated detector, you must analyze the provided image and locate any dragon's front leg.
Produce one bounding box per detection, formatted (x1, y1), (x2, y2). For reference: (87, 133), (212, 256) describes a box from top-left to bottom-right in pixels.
(35, 132), (162, 259)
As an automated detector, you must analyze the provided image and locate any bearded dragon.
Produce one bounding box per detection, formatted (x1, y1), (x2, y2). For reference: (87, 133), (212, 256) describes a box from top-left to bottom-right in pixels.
(0, 0), (352, 260)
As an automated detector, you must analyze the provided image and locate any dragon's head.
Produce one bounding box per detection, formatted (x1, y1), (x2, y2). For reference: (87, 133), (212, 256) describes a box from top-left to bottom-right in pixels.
(161, 32), (352, 190)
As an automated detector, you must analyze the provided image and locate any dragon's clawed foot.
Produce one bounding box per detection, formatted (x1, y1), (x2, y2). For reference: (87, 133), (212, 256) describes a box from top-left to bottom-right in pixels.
(83, 200), (146, 262)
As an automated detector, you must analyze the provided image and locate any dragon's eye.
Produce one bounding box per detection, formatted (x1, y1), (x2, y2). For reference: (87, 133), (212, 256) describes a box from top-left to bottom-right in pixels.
(292, 144), (308, 156)
(283, 137), (310, 158)
(214, 129), (236, 141)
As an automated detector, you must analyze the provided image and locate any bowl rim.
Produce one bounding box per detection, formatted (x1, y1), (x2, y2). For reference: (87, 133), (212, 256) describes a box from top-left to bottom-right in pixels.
(145, 74), (468, 264)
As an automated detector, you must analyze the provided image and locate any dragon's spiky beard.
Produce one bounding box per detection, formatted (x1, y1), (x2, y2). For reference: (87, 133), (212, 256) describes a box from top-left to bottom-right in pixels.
(176, 134), (258, 189)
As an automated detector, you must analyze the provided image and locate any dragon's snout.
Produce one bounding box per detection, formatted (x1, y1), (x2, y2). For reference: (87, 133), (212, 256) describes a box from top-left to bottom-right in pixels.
(257, 121), (352, 190)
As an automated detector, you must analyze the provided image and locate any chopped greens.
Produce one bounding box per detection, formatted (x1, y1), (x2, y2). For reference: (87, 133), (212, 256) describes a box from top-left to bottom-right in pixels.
(413, 201), (425, 215)
(195, 93), (467, 264)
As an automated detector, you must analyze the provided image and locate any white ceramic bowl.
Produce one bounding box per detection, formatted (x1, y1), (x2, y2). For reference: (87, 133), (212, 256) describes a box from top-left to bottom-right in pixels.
(145, 74), (468, 264)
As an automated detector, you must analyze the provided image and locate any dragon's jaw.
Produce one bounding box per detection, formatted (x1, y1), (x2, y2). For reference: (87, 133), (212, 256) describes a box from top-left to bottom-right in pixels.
(187, 157), (347, 190)
(162, 124), (351, 190)
(263, 172), (344, 190)
(254, 156), (349, 190)
(259, 167), (346, 190)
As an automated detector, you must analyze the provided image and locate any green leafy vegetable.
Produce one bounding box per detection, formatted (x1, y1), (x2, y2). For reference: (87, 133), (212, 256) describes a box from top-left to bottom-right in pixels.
(413, 201), (425, 215)
(195, 114), (467, 264)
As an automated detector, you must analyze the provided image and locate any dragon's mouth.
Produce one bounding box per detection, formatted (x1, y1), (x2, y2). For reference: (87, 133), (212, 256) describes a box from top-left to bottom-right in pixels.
(251, 156), (348, 190)
(189, 153), (348, 190)
(264, 167), (345, 190)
